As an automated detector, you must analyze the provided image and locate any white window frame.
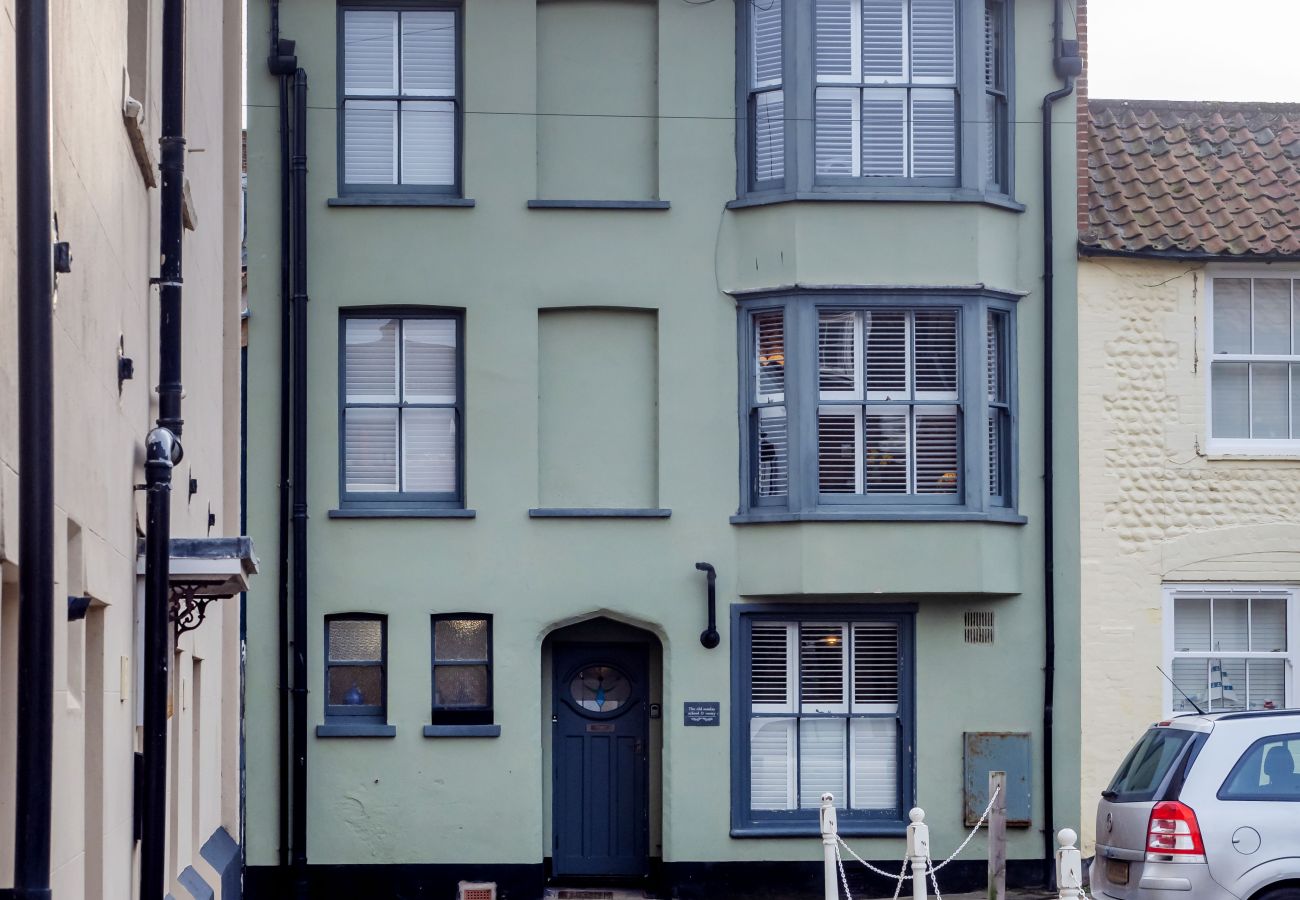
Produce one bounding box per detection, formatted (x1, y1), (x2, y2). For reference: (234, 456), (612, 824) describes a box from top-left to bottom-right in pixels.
(1162, 583), (1299, 715)
(1205, 266), (1300, 457)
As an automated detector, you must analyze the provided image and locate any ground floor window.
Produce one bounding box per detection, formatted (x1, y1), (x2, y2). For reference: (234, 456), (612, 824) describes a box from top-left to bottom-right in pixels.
(1166, 585), (1295, 713)
(733, 606), (914, 836)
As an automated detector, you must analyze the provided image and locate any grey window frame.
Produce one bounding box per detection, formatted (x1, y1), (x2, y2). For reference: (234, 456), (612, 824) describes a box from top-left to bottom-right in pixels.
(323, 613), (389, 724)
(336, 0), (465, 198)
(731, 604), (917, 837)
(734, 0), (1016, 205)
(430, 613), (494, 726)
(337, 307), (466, 512)
(735, 289), (1020, 522)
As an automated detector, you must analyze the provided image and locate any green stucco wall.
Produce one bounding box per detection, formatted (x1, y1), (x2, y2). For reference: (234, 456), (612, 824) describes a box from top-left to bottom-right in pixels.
(244, 0), (1081, 874)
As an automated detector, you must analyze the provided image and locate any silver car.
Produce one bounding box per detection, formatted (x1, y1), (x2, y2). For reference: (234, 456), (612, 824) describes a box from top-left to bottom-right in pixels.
(1092, 709), (1300, 900)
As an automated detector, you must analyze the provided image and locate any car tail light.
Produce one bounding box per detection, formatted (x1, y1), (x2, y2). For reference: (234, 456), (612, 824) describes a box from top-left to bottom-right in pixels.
(1146, 801), (1205, 860)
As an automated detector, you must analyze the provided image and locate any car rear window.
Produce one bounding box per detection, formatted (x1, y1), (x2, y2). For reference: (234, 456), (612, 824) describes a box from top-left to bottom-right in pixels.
(1106, 727), (1196, 802)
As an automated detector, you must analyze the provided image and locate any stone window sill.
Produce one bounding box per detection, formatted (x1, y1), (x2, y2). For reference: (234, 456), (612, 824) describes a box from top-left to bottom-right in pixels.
(423, 724), (501, 738)
(527, 199), (670, 210)
(529, 508), (671, 519)
(328, 508), (476, 519)
(731, 510), (1027, 525)
(727, 190), (1025, 213)
(316, 723), (396, 738)
(328, 196), (476, 208)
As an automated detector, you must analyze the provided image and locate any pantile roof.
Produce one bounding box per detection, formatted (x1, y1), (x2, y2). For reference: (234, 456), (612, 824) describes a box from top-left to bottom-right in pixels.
(1082, 99), (1300, 258)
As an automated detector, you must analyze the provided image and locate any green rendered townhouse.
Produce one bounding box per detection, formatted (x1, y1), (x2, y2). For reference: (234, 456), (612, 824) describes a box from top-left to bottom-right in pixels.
(242, 0), (1083, 896)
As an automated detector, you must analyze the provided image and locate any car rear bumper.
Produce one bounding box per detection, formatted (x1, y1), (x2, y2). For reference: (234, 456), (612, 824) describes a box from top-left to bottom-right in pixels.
(1090, 856), (1232, 900)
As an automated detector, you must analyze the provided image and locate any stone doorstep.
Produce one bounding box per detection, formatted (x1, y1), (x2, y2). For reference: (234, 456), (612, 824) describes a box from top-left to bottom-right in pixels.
(542, 889), (655, 900)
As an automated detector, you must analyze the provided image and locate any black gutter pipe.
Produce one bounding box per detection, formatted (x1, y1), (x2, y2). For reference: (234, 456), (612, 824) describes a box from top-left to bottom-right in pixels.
(267, 0), (297, 871)
(694, 563), (720, 649)
(289, 67), (311, 900)
(1041, 0), (1080, 876)
(9, 1), (55, 897)
(141, 0), (188, 896)
(1079, 245), (1300, 264)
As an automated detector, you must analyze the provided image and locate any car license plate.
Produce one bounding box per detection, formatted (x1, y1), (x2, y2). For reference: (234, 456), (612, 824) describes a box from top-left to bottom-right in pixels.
(1106, 858), (1130, 886)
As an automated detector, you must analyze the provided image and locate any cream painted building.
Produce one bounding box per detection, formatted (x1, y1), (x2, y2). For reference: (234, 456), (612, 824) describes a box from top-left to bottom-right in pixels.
(0, 0), (249, 897)
(1078, 99), (1300, 852)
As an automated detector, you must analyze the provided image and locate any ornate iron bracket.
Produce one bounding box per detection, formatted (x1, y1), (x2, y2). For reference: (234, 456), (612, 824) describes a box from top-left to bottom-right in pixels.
(169, 583), (219, 637)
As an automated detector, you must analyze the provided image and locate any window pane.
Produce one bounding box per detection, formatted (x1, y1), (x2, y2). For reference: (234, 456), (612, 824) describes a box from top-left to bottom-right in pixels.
(345, 318), (399, 402)
(819, 409), (861, 493)
(914, 408), (959, 495)
(1293, 281), (1300, 353)
(1211, 362), (1249, 439)
(864, 410), (908, 493)
(819, 311), (860, 393)
(434, 618), (488, 661)
(434, 664), (488, 708)
(1221, 736), (1300, 799)
(402, 408), (457, 493)
(752, 623), (794, 710)
(1171, 658), (1207, 713)
(1211, 658), (1245, 710)
(343, 10), (397, 95)
(862, 0), (906, 79)
(1106, 727), (1195, 800)
(914, 310), (959, 394)
(344, 100), (398, 185)
(864, 309), (907, 395)
(816, 89), (857, 177)
(910, 0), (957, 81)
(1173, 597), (1210, 652)
(1253, 279), (1292, 355)
(1214, 279), (1251, 353)
(852, 623), (899, 708)
(1252, 363), (1290, 439)
(1251, 597), (1288, 652)
(755, 311), (786, 401)
(344, 407), (399, 493)
(329, 619), (383, 662)
(799, 717), (847, 809)
(327, 664), (383, 708)
(851, 718), (898, 809)
(753, 90), (785, 182)
(400, 10), (455, 95)
(911, 90), (957, 178)
(1247, 659), (1286, 710)
(800, 623), (847, 709)
(1293, 365), (1300, 438)
(816, 0), (854, 77)
(861, 91), (906, 176)
(1213, 597), (1249, 651)
(988, 409), (1006, 498)
(750, 717), (796, 810)
(403, 318), (458, 403)
(400, 100), (455, 186)
(750, 0), (783, 87)
(756, 407), (790, 498)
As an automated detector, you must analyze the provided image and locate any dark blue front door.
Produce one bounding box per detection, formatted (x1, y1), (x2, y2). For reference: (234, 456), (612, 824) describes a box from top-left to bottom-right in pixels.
(552, 642), (649, 877)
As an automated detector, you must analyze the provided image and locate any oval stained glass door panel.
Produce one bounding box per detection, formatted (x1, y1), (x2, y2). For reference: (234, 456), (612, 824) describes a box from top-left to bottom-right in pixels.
(570, 665), (632, 713)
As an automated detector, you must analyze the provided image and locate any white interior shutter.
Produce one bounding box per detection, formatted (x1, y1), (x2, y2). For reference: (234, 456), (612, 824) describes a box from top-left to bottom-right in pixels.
(400, 10), (455, 95)
(816, 90), (858, 177)
(852, 623), (899, 708)
(403, 319), (457, 403)
(914, 410), (959, 495)
(1214, 597), (1250, 651)
(751, 0), (784, 87)
(344, 10), (398, 95)
(864, 411), (908, 493)
(750, 718), (797, 810)
(755, 311), (786, 402)
(818, 409), (861, 493)
(910, 90), (957, 177)
(757, 408), (790, 498)
(851, 718), (898, 809)
(344, 408), (399, 493)
(1247, 659), (1286, 710)
(751, 623), (795, 712)
(1173, 597), (1211, 652)
(914, 310), (958, 395)
(864, 309), (907, 396)
(816, 0), (856, 78)
(860, 92), (907, 176)
(1251, 597), (1288, 653)
(909, 0), (957, 81)
(400, 101), (455, 186)
(402, 408), (456, 493)
(819, 311), (860, 395)
(800, 623), (848, 712)
(753, 90), (786, 182)
(987, 311), (1005, 497)
(345, 318), (399, 402)
(861, 0), (905, 80)
(344, 101), (398, 185)
(799, 718), (847, 809)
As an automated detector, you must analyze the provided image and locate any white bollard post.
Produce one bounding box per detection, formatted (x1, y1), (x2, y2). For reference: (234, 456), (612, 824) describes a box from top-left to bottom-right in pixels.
(906, 807), (929, 900)
(1056, 828), (1083, 900)
(821, 793), (839, 900)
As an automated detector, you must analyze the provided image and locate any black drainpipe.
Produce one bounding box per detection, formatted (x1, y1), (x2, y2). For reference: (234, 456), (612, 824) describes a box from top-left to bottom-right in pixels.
(289, 66), (311, 900)
(141, 0), (188, 897)
(266, 0), (297, 872)
(9, 0), (55, 897)
(1040, 0), (1080, 876)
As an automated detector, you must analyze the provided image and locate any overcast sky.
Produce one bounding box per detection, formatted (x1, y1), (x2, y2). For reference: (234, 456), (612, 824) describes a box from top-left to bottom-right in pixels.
(1088, 0), (1300, 103)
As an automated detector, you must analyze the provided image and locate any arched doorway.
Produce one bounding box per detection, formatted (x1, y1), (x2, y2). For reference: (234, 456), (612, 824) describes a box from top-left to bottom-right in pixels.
(541, 617), (663, 882)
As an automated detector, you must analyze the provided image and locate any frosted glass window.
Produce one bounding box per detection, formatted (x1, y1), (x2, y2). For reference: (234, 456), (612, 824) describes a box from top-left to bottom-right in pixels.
(431, 615), (493, 723)
(325, 616), (387, 721)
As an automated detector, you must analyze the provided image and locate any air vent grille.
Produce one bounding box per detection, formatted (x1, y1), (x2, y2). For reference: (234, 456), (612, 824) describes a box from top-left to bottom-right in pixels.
(458, 882), (497, 900)
(964, 611), (995, 644)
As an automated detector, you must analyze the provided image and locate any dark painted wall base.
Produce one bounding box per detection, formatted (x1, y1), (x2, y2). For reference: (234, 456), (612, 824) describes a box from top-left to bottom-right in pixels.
(246, 858), (1050, 899)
